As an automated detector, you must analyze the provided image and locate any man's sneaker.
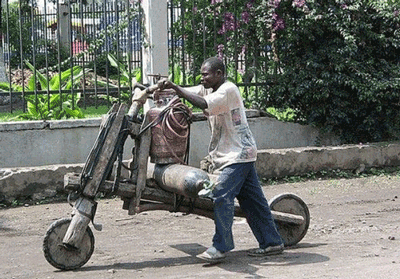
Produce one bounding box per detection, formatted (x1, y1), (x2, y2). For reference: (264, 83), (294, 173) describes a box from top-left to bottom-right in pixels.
(248, 243), (284, 257)
(196, 246), (226, 262)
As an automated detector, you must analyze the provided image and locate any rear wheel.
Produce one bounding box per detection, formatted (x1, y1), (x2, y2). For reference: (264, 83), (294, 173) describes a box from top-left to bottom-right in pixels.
(43, 218), (95, 270)
(269, 193), (310, 247)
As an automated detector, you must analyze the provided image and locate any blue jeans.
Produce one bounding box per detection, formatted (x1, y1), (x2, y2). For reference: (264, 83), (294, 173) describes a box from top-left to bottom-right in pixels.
(211, 162), (283, 253)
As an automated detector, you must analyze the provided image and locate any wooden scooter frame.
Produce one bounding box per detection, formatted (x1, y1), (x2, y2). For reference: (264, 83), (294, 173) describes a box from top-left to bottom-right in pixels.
(43, 85), (310, 270)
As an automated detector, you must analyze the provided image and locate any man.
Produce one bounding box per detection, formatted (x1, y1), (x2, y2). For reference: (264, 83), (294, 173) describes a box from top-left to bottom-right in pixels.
(157, 57), (283, 262)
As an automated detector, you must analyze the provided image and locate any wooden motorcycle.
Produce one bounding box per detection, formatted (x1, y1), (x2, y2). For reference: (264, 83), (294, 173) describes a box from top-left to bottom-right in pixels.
(43, 84), (310, 270)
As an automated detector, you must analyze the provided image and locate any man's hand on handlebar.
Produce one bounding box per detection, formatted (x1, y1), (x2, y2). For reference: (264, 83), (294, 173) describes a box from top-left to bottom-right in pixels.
(157, 78), (175, 91)
(131, 82), (162, 104)
(131, 87), (147, 104)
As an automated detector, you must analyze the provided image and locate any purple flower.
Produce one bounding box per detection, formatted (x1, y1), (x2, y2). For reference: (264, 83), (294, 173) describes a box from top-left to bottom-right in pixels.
(224, 12), (235, 22)
(192, 6), (198, 13)
(272, 13), (285, 31)
(218, 12), (239, 34)
(270, 0), (281, 9)
(293, 0), (305, 8)
(242, 11), (250, 24)
(394, 10), (399, 17)
(246, 1), (253, 9)
(211, 0), (223, 4)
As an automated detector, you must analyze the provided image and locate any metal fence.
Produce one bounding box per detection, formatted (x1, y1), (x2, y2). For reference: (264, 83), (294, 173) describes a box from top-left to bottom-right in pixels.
(168, 0), (270, 107)
(0, 0), (268, 114)
(0, 0), (143, 113)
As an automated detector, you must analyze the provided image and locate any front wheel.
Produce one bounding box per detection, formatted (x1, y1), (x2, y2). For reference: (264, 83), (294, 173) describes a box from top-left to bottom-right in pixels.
(43, 218), (95, 270)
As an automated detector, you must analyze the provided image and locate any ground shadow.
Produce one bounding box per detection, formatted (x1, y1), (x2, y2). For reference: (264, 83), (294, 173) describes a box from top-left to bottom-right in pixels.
(0, 218), (18, 235)
(64, 242), (329, 277)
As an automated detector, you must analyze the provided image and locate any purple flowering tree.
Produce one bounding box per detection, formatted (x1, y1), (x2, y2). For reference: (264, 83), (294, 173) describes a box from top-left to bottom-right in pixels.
(170, 0), (297, 92)
(172, 0), (400, 143)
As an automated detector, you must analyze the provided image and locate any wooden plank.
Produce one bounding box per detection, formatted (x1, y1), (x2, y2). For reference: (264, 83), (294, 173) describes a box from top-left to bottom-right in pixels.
(83, 104), (127, 198)
(128, 116), (151, 215)
(65, 174), (305, 225)
(128, 112), (151, 215)
(103, 180), (304, 225)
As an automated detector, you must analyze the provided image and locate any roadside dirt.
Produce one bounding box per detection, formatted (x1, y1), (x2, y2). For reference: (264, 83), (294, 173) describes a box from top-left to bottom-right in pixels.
(0, 174), (399, 279)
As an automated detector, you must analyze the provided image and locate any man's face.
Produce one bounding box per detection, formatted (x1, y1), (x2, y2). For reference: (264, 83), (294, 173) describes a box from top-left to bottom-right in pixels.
(200, 63), (222, 90)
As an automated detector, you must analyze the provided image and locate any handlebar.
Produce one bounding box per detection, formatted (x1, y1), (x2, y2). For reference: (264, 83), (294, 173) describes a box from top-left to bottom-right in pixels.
(127, 83), (161, 119)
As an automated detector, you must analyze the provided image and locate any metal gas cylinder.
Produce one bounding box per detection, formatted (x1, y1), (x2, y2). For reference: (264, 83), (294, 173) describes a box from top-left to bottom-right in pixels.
(147, 163), (210, 198)
(146, 89), (192, 164)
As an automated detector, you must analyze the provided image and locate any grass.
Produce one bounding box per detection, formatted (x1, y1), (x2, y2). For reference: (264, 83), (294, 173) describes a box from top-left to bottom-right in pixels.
(0, 105), (111, 122)
(0, 110), (22, 122)
(81, 105), (110, 118)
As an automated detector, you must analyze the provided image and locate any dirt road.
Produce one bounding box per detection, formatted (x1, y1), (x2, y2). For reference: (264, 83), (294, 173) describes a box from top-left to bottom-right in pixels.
(1, 174), (399, 279)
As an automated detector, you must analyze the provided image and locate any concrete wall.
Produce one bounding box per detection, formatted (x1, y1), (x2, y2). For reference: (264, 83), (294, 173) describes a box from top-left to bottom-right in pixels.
(0, 110), (338, 169)
(256, 143), (400, 178)
(2, 142), (400, 203)
(5, 110), (400, 204)
(0, 119), (132, 168)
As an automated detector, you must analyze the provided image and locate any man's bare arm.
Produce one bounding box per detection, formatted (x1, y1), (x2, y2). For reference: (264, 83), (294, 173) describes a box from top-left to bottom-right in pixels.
(158, 79), (208, 110)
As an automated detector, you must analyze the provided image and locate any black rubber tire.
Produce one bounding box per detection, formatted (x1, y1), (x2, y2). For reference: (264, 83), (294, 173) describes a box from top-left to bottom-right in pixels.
(43, 218), (95, 270)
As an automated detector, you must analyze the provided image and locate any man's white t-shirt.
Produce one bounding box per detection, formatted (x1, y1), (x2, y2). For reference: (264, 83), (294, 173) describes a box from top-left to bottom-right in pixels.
(187, 81), (257, 172)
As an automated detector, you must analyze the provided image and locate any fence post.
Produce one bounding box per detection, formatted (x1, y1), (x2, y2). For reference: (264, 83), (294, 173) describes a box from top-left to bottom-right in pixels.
(58, 3), (70, 53)
(0, 0), (7, 82)
(0, 50), (6, 83)
(142, 0), (169, 85)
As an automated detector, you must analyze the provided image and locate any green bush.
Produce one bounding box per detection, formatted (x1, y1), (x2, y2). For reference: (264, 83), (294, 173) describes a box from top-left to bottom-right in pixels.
(173, 0), (400, 143)
(264, 0), (400, 143)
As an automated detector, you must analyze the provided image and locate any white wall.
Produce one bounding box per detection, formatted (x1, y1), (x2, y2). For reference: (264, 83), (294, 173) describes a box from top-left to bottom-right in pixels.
(0, 111), (339, 169)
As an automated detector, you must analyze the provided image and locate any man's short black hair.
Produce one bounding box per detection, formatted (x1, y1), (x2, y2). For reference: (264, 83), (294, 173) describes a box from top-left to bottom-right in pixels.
(203, 57), (225, 75)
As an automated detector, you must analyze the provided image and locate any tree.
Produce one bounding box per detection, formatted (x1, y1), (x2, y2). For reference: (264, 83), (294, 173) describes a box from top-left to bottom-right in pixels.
(172, 0), (400, 143)
(264, 0), (400, 143)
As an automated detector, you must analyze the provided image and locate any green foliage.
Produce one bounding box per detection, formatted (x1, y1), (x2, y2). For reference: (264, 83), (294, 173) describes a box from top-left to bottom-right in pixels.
(174, 0), (400, 143)
(25, 61), (90, 91)
(1, 61), (89, 120)
(264, 0), (400, 143)
(95, 53), (142, 103)
(81, 105), (110, 118)
(170, 63), (201, 86)
(1, 2), (31, 67)
(107, 53), (142, 86)
(171, 0), (262, 83)
(0, 105), (110, 122)
(0, 110), (23, 122)
(266, 107), (296, 122)
(16, 92), (84, 120)
(0, 82), (23, 93)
